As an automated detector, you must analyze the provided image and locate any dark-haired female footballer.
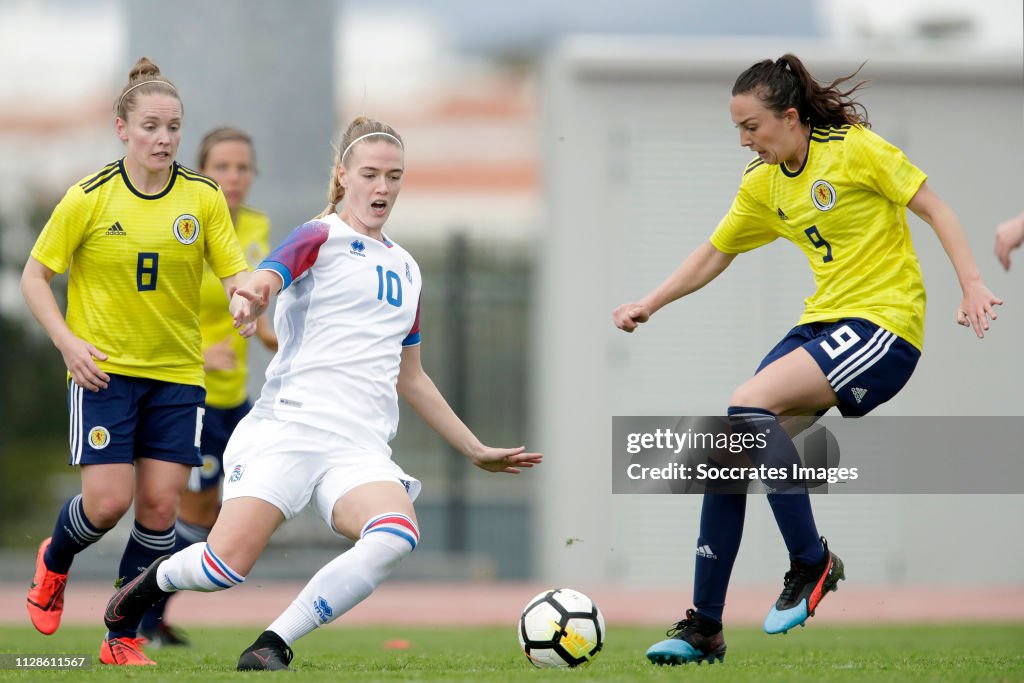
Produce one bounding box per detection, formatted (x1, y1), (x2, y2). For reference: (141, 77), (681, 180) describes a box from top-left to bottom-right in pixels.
(613, 53), (1001, 666)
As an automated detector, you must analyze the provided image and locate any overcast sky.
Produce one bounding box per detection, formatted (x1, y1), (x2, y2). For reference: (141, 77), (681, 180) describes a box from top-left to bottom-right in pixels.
(0, 0), (1019, 107)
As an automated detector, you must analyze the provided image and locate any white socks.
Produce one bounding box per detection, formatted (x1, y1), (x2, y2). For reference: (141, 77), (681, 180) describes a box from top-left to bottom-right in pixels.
(267, 513), (419, 645)
(153, 513), (418, 648)
(156, 542), (245, 592)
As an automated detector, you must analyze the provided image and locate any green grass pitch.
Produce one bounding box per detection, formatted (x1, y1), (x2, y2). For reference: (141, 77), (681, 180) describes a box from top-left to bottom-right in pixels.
(0, 624), (1021, 681)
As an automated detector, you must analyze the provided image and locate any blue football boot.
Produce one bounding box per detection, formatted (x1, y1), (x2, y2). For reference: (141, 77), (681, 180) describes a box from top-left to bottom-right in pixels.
(646, 609), (726, 666)
(764, 537), (845, 634)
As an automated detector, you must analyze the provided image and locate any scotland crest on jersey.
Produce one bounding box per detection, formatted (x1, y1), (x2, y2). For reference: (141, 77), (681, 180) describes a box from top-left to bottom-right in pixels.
(173, 214), (201, 244)
(811, 180), (837, 211)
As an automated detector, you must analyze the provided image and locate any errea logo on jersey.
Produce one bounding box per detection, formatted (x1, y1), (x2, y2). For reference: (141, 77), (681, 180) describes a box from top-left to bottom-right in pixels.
(811, 180), (837, 211)
(173, 214), (200, 244)
(350, 239), (367, 257)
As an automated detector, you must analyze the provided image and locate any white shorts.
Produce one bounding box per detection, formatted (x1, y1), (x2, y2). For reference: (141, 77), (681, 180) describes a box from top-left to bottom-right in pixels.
(221, 415), (421, 536)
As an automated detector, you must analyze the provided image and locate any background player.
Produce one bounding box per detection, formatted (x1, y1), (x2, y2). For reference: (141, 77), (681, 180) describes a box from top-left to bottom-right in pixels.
(138, 127), (278, 647)
(612, 54), (1001, 665)
(105, 116), (543, 671)
(21, 57), (255, 666)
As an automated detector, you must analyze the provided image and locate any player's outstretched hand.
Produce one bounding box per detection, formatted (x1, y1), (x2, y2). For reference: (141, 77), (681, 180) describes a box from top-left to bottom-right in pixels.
(229, 283), (271, 329)
(612, 302), (651, 332)
(470, 445), (543, 474)
(994, 213), (1024, 271)
(57, 334), (110, 392)
(957, 280), (1002, 339)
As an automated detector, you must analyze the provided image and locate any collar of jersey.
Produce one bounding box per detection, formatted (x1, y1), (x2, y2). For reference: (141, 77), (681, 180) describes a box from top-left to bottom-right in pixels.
(331, 212), (394, 248)
(120, 158), (178, 200)
(780, 136), (811, 179)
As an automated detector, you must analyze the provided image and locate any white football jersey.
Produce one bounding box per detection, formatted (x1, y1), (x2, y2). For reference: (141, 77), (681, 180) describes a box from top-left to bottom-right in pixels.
(250, 213), (422, 455)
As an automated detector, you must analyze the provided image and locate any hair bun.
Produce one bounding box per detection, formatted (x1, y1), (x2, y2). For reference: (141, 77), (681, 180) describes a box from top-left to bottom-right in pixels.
(128, 56), (161, 81)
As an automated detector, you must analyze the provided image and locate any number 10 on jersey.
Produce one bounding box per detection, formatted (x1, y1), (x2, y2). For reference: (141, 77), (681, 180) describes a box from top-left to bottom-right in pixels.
(376, 265), (402, 307)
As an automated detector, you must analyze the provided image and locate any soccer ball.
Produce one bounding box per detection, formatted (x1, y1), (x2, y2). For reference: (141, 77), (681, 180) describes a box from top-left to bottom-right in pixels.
(517, 588), (605, 668)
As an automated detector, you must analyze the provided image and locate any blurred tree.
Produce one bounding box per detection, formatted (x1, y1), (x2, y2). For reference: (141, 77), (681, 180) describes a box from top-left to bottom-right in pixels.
(1, 197), (74, 545)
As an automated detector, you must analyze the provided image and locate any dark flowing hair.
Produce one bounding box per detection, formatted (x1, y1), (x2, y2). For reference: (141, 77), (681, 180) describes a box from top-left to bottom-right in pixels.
(732, 54), (870, 128)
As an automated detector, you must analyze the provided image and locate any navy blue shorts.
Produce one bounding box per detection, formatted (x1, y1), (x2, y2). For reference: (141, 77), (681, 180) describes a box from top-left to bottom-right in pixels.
(188, 400), (252, 492)
(67, 374), (205, 466)
(756, 318), (920, 416)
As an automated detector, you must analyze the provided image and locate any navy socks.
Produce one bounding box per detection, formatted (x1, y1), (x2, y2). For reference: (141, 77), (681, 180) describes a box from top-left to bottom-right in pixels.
(691, 407), (826, 623)
(44, 494), (109, 574)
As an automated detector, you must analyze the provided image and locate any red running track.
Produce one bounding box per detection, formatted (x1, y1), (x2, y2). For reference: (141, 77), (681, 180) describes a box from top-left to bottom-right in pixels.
(3, 581), (1023, 627)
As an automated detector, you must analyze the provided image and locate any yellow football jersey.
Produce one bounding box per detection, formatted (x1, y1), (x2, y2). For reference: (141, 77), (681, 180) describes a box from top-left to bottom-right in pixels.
(198, 205), (271, 408)
(711, 125), (928, 350)
(32, 159), (250, 386)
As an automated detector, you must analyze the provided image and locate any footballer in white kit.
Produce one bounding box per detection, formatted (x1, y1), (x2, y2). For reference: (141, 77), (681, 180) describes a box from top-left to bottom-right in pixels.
(103, 121), (542, 674)
(222, 212), (423, 525)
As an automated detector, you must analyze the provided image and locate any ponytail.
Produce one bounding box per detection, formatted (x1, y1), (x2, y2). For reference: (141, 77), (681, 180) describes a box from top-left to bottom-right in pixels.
(316, 165), (346, 220)
(732, 53), (870, 128)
